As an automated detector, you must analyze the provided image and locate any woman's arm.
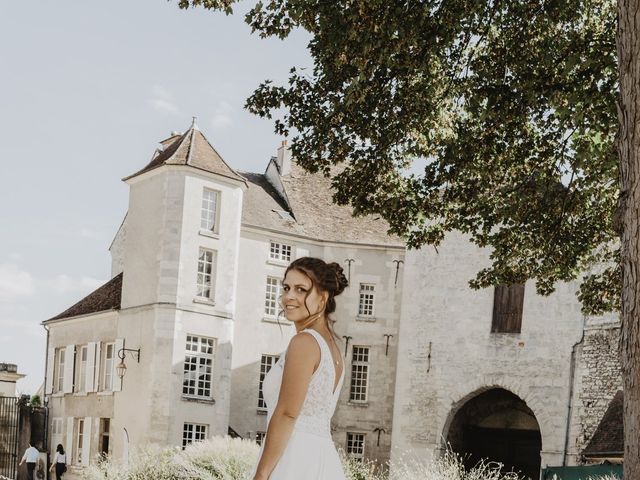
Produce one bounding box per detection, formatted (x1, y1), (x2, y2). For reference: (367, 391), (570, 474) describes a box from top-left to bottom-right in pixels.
(49, 453), (57, 471)
(253, 332), (319, 480)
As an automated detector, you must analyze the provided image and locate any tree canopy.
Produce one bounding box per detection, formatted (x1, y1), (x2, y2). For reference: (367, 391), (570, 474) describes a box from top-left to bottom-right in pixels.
(178, 0), (619, 314)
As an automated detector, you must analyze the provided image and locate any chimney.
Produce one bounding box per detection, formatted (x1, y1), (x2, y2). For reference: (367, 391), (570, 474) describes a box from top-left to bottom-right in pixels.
(276, 140), (292, 175)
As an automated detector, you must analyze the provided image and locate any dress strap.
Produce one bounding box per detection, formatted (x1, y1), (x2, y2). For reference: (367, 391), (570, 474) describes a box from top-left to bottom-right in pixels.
(301, 329), (330, 365)
(301, 329), (326, 352)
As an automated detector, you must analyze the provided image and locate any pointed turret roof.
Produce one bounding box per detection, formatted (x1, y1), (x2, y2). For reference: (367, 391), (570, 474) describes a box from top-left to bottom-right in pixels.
(124, 118), (246, 184)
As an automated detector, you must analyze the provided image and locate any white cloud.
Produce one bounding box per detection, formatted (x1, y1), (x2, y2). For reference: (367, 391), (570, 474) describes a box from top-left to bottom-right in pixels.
(148, 85), (179, 114)
(0, 264), (35, 300)
(49, 274), (104, 294)
(211, 101), (234, 129)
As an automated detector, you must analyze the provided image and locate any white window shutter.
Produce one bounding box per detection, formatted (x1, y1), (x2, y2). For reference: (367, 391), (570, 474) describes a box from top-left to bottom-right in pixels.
(45, 348), (55, 394)
(112, 338), (124, 392)
(82, 416), (92, 466)
(85, 343), (96, 393)
(63, 345), (75, 394)
(66, 418), (74, 463)
(93, 342), (102, 392)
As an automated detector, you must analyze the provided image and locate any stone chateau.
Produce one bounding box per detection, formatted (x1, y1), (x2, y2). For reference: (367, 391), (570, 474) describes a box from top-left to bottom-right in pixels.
(42, 120), (622, 479)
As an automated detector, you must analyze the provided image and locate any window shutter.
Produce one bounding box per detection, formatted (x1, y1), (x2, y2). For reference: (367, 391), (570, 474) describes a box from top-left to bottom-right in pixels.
(508, 283), (525, 332)
(46, 348), (55, 394)
(491, 284), (525, 333)
(112, 339), (124, 392)
(82, 416), (92, 466)
(63, 345), (75, 394)
(85, 343), (96, 393)
(66, 418), (74, 463)
(93, 342), (102, 392)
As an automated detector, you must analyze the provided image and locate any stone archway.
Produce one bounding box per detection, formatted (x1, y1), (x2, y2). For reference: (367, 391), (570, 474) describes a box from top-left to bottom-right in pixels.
(444, 388), (542, 480)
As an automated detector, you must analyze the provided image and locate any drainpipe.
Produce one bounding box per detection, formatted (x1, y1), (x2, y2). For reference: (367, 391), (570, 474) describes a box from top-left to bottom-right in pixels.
(562, 316), (586, 466)
(42, 323), (50, 470)
(43, 324), (50, 406)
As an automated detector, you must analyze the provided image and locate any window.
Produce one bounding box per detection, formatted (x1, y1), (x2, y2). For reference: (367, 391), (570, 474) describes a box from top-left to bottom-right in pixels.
(51, 418), (64, 448)
(264, 276), (282, 317)
(76, 418), (85, 464)
(346, 432), (365, 459)
(77, 345), (87, 392)
(55, 348), (66, 393)
(196, 248), (216, 299)
(349, 346), (370, 403)
(103, 343), (114, 391)
(99, 418), (110, 457)
(491, 284), (525, 333)
(255, 431), (266, 445)
(183, 335), (215, 398)
(269, 241), (292, 262)
(258, 355), (279, 410)
(200, 188), (219, 232)
(358, 284), (375, 317)
(51, 418), (63, 436)
(182, 423), (207, 449)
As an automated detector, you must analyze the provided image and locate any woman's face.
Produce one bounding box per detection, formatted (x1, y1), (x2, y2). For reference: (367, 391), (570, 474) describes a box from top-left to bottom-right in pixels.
(281, 268), (327, 323)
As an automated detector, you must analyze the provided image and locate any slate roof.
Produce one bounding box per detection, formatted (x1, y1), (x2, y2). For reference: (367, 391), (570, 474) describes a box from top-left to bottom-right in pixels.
(47, 273), (123, 321)
(241, 162), (404, 246)
(124, 121), (246, 184)
(582, 390), (623, 457)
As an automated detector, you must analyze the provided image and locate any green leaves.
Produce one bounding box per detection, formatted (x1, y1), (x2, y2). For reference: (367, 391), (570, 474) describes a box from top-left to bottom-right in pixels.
(175, 0), (619, 314)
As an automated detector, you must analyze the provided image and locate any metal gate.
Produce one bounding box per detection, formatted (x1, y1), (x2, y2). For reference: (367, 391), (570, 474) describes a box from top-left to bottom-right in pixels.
(0, 396), (19, 479)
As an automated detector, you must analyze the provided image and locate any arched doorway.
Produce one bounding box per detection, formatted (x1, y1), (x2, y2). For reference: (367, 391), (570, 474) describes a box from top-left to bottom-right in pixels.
(444, 388), (541, 480)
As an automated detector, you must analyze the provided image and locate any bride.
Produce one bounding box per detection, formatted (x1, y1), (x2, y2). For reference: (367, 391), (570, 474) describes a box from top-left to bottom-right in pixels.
(252, 257), (349, 480)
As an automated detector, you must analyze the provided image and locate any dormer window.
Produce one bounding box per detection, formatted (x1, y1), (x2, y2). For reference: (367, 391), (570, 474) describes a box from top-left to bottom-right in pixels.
(201, 188), (220, 233)
(272, 209), (294, 222)
(269, 241), (292, 263)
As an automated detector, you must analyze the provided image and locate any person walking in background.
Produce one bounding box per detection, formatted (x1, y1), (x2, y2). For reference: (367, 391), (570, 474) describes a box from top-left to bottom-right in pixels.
(49, 444), (67, 480)
(18, 443), (39, 480)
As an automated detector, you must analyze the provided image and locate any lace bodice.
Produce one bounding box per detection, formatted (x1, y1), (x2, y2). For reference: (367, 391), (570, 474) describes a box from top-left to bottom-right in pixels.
(262, 329), (344, 437)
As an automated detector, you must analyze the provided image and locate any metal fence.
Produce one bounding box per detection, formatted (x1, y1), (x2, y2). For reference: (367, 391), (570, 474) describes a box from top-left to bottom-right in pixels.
(542, 464), (623, 479)
(0, 397), (19, 480)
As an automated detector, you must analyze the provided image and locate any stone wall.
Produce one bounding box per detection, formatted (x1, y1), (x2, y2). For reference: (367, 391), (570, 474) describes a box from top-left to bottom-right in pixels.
(575, 321), (622, 452)
(390, 231), (585, 469)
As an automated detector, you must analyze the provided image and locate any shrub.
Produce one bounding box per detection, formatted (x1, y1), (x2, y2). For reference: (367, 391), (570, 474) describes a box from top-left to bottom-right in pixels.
(389, 450), (522, 480)
(82, 438), (259, 480)
(85, 437), (625, 480)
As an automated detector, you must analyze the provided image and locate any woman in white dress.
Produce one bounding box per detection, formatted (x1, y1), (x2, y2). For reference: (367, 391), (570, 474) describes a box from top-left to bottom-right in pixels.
(252, 257), (349, 480)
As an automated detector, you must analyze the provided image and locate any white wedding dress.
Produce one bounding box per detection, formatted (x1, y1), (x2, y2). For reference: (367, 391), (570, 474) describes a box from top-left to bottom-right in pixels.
(254, 328), (347, 479)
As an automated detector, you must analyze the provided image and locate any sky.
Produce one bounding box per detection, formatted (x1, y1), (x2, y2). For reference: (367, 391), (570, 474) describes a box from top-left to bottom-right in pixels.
(0, 0), (311, 394)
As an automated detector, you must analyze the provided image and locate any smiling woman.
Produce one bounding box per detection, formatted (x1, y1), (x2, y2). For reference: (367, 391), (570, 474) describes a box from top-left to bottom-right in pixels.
(251, 257), (349, 480)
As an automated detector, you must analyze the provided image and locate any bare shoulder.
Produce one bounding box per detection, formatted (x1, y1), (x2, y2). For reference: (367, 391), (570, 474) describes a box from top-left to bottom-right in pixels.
(286, 332), (321, 364)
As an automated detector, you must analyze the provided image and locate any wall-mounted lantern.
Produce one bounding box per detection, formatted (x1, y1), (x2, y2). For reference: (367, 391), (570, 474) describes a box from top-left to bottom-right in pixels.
(116, 347), (141, 379)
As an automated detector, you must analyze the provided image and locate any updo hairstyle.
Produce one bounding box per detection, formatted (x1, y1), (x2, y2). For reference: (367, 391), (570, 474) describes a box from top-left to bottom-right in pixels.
(283, 257), (349, 334)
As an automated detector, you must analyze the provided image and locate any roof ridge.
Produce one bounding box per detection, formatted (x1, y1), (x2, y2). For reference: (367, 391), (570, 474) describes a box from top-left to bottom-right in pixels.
(185, 126), (197, 167)
(196, 129), (246, 183)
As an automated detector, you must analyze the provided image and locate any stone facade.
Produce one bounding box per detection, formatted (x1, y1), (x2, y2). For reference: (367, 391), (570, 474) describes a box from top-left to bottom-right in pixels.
(390, 231), (588, 471)
(0, 363), (25, 397)
(573, 320), (622, 454)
